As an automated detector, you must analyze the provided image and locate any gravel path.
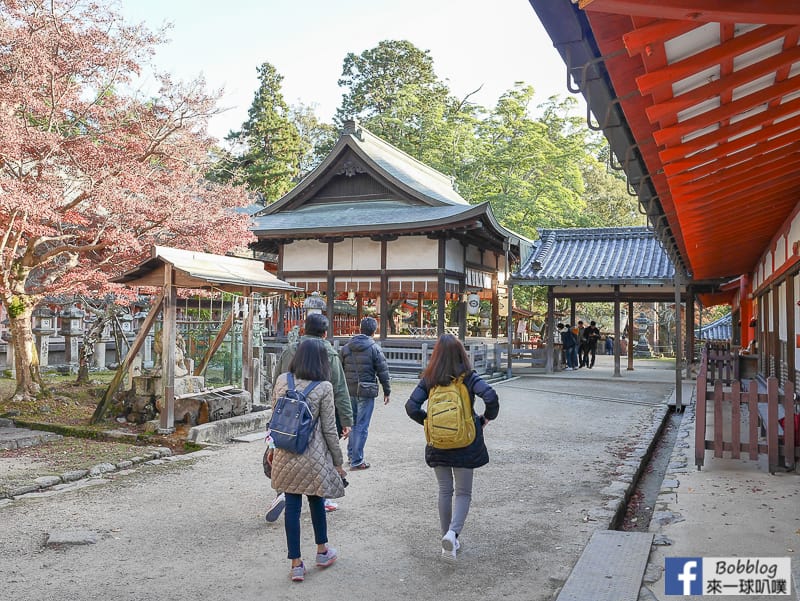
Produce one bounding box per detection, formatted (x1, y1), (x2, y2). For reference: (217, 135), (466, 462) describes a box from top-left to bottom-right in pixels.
(0, 364), (675, 601)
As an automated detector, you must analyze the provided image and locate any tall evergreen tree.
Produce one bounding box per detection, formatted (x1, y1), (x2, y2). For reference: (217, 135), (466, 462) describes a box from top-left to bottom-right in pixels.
(213, 63), (305, 202)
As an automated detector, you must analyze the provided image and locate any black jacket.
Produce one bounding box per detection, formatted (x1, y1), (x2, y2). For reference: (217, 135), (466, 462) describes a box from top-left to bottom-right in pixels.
(405, 370), (500, 469)
(340, 335), (391, 398)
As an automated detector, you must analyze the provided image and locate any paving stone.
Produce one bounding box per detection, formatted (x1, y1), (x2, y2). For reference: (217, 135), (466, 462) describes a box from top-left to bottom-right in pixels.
(34, 475), (62, 488)
(10, 484), (39, 497)
(89, 463), (116, 476)
(46, 530), (98, 546)
(61, 469), (89, 482)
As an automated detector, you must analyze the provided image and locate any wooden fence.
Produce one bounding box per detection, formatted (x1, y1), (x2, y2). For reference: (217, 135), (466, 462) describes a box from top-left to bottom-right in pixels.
(695, 348), (798, 473)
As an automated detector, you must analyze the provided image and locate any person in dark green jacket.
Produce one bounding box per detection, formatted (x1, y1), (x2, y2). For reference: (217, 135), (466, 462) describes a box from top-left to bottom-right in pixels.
(273, 313), (353, 435)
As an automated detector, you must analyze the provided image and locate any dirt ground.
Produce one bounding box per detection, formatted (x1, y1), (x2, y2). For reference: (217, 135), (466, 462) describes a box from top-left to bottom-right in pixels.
(0, 361), (676, 601)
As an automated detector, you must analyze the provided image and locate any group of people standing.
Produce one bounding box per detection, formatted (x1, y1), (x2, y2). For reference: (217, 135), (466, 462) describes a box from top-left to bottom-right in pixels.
(266, 314), (499, 582)
(558, 320), (601, 370)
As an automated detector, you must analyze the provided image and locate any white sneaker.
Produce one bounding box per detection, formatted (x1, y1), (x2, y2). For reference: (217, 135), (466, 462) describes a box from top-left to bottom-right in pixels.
(441, 530), (458, 560)
(265, 492), (285, 522)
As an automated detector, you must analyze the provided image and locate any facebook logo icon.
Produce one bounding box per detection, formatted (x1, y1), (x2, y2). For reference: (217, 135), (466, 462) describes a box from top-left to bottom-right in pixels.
(665, 557), (703, 595)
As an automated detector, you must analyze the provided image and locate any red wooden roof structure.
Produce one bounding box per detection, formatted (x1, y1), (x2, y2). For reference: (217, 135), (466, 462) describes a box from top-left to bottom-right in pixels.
(530, 1), (800, 309)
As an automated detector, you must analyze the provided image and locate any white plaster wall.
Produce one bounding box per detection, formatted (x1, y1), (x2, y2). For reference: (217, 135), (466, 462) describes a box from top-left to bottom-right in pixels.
(283, 239), (328, 270)
(332, 239), (382, 270)
(386, 236), (438, 269)
(445, 239), (464, 271)
(775, 233), (787, 267)
(778, 281), (786, 340)
(790, 214), (800, 251)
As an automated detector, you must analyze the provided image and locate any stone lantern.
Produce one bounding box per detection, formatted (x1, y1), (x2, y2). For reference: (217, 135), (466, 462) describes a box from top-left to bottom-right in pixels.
(117, 312), (135, 363)
(32, 306), (56, 368)
(634, 312), (652, 358)
(303, 291), (327, 315)
(59, 305), (85, 366)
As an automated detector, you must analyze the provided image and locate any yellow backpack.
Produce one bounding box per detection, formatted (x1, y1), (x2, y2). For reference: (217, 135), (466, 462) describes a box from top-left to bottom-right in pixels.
(424, 376), (476, 449)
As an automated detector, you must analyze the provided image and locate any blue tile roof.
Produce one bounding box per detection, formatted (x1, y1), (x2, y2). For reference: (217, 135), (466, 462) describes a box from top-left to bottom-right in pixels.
(514, 227), (675, 285)
(696, 313), (732, 341)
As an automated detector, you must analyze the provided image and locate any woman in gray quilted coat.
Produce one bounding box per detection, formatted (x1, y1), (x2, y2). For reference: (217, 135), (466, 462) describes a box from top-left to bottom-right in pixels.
(269, 338), (347, 582)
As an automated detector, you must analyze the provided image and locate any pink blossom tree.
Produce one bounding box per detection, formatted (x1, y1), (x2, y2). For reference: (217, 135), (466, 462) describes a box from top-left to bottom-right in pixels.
(0, 0), (254, 401)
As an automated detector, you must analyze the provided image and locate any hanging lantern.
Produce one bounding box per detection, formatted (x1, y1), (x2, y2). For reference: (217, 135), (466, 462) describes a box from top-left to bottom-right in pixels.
(467, 293), (481, 315)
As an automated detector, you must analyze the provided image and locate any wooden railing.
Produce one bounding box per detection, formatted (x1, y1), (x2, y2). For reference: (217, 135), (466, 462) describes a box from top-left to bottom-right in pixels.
(704, 341), (739, 386)
(695, 347), (798, 474)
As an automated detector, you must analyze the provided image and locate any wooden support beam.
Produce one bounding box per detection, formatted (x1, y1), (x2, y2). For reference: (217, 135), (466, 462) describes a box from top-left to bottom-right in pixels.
(160, 264), (176, 433)
(623, 19), (701, 57)
(637, 25), (796, 96)
(91, 290), (165, 425)
(658, 95), (800, 163)
(581, 1), (800, 26)
(654, 73), (800, 148)
(646, 44), (800, 125)
(194, 312), (234, 377)
(660, 113), (800, 174)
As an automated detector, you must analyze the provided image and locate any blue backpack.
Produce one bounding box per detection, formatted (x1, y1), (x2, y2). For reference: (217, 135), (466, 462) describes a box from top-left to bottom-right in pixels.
(269, 373), (321, 454)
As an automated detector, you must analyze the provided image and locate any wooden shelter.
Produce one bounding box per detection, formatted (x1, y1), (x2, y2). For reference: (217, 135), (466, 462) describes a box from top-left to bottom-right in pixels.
(93, 246), (297, 432)
(250, 120), (532, 341)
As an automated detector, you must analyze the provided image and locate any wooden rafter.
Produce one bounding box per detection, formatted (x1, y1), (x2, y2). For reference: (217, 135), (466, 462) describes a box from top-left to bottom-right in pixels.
(658, 94), (800, 163)
(666, 139), (800, 185)
(653, 76), (800, 148)
(645, 45), (800, 126)
(660, 113), (800, 173)
(636, 25), (796, 95)
(622, 19), (701, 56)
(673, 154), (800, 199)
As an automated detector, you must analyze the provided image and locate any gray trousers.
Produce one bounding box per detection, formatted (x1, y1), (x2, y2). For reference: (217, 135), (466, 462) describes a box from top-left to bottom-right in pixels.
(434, 466), (474, 536)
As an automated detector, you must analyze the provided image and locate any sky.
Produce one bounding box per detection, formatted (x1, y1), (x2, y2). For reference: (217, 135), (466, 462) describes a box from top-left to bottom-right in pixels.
(119, 0), (583, 142)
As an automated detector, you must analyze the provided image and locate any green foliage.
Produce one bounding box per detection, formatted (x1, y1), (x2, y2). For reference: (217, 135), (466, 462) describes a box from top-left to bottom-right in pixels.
(210, 63), (305, 202)
(7, 296), (25, 319)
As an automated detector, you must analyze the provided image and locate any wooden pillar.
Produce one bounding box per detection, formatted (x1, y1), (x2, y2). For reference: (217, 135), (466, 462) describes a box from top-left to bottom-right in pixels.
(787, 273), (795, 384)
(675, 274), (683, 410)
(506, 281), (515, 377)
(380, 240), (389, 339)
(356, 293), (365, 339)
(241, 287), (254, 402)
(459, 291), (467, 341)
(437, 238), (446, 337)
(685, 286), (694, 366)
(160, 264), (176, 433)
(685, 285), (694, 380)
(627, 301), (634, 371)
(545, 287), (555, 373)
(417, 292), (424, 329)
(613, 285), (621, 377)
(326, 241), (335, 334)
(772, 283), (780, 379)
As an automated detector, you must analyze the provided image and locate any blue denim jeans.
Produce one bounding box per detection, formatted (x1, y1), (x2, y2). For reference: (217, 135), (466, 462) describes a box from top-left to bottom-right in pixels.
(347, 396), (375, 467)
(284, 493), (327, 560)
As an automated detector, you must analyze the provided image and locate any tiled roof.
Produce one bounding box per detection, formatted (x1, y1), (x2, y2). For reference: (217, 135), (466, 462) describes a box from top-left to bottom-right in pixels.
(696, 313), (732, 341)
(252, 200), (474, 234)
(514, 227), (675, 285)
(351, 126), (468, 206)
